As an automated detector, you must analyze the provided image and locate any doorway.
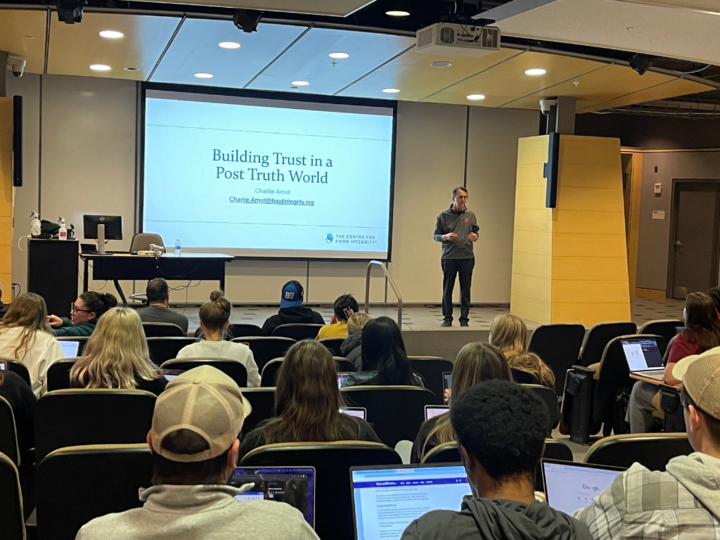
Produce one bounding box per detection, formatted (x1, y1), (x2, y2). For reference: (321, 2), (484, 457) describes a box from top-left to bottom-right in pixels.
(668, 180), (720, 299)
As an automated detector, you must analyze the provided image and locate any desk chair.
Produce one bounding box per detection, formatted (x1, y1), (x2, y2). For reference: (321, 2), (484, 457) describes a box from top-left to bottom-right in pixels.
(0, 452), (24, 540)
(528, 324), (585, 395)
(272, 323), (323, 341)
(142, 322), (185, 338)
(129, 233), (163, 252)
(231, 337), (296, 372)
(585, 433), (693, 471)
(578, 322), (637, 367)
(161, 358), (248, 387)
(409, 357), (453, 404)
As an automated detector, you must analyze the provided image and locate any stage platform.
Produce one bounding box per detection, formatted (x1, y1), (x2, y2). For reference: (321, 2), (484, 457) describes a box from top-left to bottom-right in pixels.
(172, 296), (684, 362)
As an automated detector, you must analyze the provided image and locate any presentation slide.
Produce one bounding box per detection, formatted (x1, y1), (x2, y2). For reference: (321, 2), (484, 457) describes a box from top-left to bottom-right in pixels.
(142, 89), (395, 260)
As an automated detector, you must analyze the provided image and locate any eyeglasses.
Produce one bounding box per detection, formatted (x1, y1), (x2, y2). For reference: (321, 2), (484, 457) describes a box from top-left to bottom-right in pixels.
(455, 195), (468, 200)
(70, 303), (93, 314)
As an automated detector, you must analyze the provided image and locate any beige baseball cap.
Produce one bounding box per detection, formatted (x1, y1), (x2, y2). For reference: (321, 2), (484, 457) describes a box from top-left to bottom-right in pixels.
(674, 347), (720, 420)
(150, 366), (251, 463)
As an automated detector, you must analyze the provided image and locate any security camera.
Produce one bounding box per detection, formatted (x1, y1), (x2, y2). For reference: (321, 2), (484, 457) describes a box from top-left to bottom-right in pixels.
(539, 99), (557, 115)
(7, 56), (26, 78)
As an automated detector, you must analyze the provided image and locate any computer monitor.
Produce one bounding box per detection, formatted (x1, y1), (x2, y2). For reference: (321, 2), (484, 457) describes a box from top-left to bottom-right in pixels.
(83, 215), (123, 254)
(542, 459), (624, 516)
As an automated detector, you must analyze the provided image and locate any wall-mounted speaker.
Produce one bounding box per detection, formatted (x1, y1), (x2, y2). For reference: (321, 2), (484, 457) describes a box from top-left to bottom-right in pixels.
(12, 95), (22, 187)
(543, 132), (560, 208)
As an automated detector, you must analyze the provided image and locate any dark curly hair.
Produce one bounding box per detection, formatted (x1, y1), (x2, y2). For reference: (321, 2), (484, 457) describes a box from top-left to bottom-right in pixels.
(450, 379), (547, 481)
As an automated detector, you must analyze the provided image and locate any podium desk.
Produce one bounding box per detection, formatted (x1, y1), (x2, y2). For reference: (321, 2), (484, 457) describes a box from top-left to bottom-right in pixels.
(81, 253), (233, 304)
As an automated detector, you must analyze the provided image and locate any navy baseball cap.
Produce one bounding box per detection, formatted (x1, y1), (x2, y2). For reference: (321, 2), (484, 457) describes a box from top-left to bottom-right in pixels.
(280, 281), (303, 308)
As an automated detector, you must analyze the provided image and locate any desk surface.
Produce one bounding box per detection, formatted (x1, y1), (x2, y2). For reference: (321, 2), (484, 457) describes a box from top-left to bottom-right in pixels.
(630, 373), (680, 389)
(82, 252), (233, 260)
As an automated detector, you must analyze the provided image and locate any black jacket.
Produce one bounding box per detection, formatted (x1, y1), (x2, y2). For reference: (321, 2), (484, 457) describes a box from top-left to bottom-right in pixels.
(261, 306), (325, 336)
(340, 332), (363, 371)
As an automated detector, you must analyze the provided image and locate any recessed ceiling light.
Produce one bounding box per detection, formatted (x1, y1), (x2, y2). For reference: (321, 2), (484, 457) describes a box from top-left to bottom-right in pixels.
(194, 72), (214, 79)
(382, 88), (400, 94)
(124, 67), (139, 71)
(89, 64), (111, 72)
(329, 52), (350, 59)
(467, 94), (486, 101)
(99, 30), (124, 39)
(219, 41), (241, 49)
(431, 61), (452, 68)
(525, 68), (546, 76)
(292, 80), (310, 86)
(386, 10), (410, 17)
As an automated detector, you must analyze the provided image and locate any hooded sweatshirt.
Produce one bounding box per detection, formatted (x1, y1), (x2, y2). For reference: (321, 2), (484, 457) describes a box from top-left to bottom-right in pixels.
(401, 497), (592, 540)
(574, 452), (720, 540)
(261, 306), (325, 336)
(340, 331), (362, 370)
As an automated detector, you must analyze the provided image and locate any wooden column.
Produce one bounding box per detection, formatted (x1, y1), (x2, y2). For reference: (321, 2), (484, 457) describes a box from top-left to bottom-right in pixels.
(0, 98), (12, 302)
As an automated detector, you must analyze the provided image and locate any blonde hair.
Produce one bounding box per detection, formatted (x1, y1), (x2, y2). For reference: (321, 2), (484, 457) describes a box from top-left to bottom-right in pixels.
(0, 293), (53, 361)
(489, 314), (528, 358)
(199, 290), (231, 332)
(508, 351), (555, 388)
(70, 307), (160, 389)
(347, 312), (371, 335)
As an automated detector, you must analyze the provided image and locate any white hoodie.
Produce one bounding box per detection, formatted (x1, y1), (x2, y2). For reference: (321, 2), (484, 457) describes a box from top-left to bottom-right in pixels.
(0, 327), (64, 396)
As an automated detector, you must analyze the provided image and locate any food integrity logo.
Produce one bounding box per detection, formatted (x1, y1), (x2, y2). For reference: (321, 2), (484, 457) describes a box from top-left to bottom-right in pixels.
(326, 233), (334, 244)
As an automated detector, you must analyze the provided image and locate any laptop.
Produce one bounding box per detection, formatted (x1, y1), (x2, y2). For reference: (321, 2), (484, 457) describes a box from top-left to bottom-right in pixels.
(162, 369), (185, 382)
(337, 372), (351, 388)
(351, 463), (472, 540)
(621, 337), (665, 381)
(229, 466), (315, 527)
(442, 372), (452, 403)
(58, 340), (80, 358)
(340, 407), (367, 420)
(424, 404), (449, 421)
(542, 459), (624, 516)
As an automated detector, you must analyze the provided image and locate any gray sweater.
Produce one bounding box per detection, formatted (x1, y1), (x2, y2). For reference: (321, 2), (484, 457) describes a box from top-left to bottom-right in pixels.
(137, 305), (189, 334)
(434, 206), (478, 260)
(75, 484), (319, 540)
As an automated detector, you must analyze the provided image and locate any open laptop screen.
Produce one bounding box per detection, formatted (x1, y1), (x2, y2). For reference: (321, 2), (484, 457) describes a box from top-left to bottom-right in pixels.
(229, 467), (315, 527)
(621, 338), (664, 371)
(340, 407), (366, 420)
(351, 464), (471, 540)
(59, 340), (80, 358)
(425, 405), (449, 421)
(542, 460), (624, 516)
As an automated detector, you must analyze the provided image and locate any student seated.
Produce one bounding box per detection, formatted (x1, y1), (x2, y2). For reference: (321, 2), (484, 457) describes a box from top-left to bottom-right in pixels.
(489, 313), (528, 361)
(237, 341), (381, 461)
(177, 291), (260, 387)
(0, 369), (36, 456)
(76, 366), (319, 540)
(70, 307), (167, 396)
(508, 351), (555, 389)
(340, 312), (372, 371)
(137, 278), (189, 334)
(574, 348), (720, 539)
(317, 294), (358, 340)
(342, 316), (424, 388)
(0, 293), (64, 395)
(411, 342), (510, 463)
(48, 291), (117, 337)
(261, 281), (325, 336)
(629, 291), (720, 432)
(402, 380), (592, 540)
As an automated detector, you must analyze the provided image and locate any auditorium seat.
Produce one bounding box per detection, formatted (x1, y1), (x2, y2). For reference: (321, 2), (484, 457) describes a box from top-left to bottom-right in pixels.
(421, 441), (460, 464)
(35, 389), (156, 462)
(578, 322), (637, 367)
(240, 387), (276, 435)
(56, 336), (89, 355)
(340, 386), (435, 447)
(2, 360), (31, 388)
(46, 358), (78, 392)
(231, 337), (296, 372)
(228, 323), (262, 338)
(640, 319), (683, 356)
(0, 397), (19, 466)
(528, 324), (585, 395)
(585, 433), (692, 471)
(146, 337), (198, 365)
(161, 358), (247, 387)
(319, 337), (344, 356)
(522, 384), (560, 435)
(272, 323), (323, 341)
(36, 444), (152, 540)
(241, 441), (401, 540)
(142, 322), (185, 338)
(0, 451), (24, 540)
(663, 335), (678, 364)
(334, 358), (355, 372)
(408, 356), (453, 404)
(260, 358), (283, 387)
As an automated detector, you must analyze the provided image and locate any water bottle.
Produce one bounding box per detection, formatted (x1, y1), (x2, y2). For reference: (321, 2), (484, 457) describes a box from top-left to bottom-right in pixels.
(175, 239), (181, 256)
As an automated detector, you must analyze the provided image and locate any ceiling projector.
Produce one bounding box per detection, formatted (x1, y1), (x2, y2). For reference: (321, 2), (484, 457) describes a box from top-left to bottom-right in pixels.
(416, 23), (501, 57)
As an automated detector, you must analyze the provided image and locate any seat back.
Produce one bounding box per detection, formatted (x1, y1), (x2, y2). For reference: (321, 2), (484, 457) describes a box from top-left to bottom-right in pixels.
(639, 319), (683, 356)
(536, 439), (574, 490)
(241, 442), (401, 540)
(528, 324), (585, 395)
(260, 358), (283, 387)
(146, 337), (198, 365)
(129, 233), (163, 252)
(272, 323), (323, 340)
(228, 323), (262, 338)
(46, 359), (78, 392)
(162, 359), (247, 387)
(35, 390), (156, 462)
(0, 452), (24, 540)
(241, 387), (277, 435)
(56, 336), (90, 355)
(421, 441), (460, 464)
(319, 337), (344, 356)
(579, 322), (637, 367)
(0, 397), (19, 466)
(522, 384), (560, 434)
(341, 386), (436, 447)
(142, 322), (185, 338)
(334, 358), (356, 372)
(36, 444), (152, 540)
(2, 360), (31, 388)
(232, 337), (296, 372)
(585, 433), (693, 471)
(409, 357), (454, 404)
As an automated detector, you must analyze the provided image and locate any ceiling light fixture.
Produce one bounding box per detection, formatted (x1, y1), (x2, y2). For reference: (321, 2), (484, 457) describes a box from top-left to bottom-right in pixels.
(386, 0), (411, 17)
(194, 72), (214, 79)
(525, 68), (546, 76)
(329, 52), (350, 59)
(382, 88), (400, 94)
(89, 64), (111, 71)
(99, 30), (124, 39)
(467, 94), (485, 101)
(292, 80), (310, 86)
(219, 41), (241, 49)
(124, 67), (139, 71)
(431, 61), (452, 68)
(386, 10), (410, 16)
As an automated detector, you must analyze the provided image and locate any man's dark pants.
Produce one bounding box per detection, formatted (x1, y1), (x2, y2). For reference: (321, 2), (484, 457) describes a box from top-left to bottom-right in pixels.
(441, 258), (475, 323)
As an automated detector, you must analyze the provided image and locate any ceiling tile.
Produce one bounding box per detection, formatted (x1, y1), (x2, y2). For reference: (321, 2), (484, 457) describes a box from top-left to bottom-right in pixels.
(579, 77), (713, 112)
(0, 9), (48, 75)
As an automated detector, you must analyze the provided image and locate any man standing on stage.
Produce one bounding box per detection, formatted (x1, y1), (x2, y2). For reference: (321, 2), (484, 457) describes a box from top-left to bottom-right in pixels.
(434, 186), (478, 327)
